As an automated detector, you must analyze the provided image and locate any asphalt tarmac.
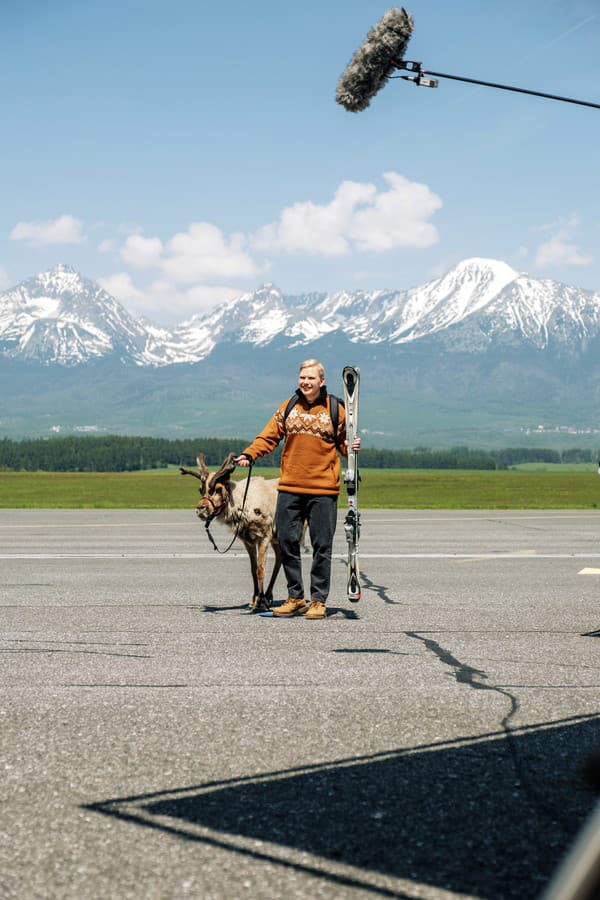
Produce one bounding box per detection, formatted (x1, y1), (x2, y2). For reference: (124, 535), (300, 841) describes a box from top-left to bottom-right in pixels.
(1, 508), (600, 900)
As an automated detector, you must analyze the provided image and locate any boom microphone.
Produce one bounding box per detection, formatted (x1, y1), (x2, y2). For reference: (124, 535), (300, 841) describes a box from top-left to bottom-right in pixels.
(335, 7), (414, 112)
(337, 8), (600, 113)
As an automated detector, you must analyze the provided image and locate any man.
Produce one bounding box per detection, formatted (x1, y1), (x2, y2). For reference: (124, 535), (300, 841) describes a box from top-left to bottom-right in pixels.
(234, 359), (361, 619)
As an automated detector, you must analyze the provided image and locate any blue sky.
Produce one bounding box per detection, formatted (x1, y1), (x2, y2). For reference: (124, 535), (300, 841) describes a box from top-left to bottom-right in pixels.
(1, 0), (599, 323)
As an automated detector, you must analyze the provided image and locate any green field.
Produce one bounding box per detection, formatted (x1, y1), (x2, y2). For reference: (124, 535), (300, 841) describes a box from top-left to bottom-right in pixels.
(2, 467), (600, 509)
(510, 462), (597, 473)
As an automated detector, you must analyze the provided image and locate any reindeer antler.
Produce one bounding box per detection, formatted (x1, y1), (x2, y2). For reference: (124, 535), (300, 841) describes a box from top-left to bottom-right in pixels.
(179, 466), (203, 479)
(196, 454), (210, 478)
(212, 453), (237, 485)
(179, 453), (211, 480)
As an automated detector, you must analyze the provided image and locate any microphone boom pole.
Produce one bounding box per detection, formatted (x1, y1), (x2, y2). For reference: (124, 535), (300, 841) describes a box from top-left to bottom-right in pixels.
(395, 61), (600, 110)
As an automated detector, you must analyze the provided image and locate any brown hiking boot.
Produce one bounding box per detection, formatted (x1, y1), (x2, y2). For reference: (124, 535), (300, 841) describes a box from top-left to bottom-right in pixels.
(305, 600), (326, 619)
(272, 597), (307, 617)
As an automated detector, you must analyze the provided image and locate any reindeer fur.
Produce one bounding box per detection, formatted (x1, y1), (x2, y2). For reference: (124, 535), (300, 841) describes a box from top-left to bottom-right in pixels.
(180, 453), (281, 611)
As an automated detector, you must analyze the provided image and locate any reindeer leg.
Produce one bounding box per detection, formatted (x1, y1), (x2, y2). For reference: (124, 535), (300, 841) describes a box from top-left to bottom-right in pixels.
(264, 537), (282, 608)
(244, 541), (262, 612)
(253, 537), (272, 611)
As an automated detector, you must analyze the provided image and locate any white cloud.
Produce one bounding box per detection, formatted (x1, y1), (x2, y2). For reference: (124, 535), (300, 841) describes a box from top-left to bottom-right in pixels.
(98, 272), (143, 302)
(9, 214), (85, 246)
(119, 223), (258, 283)
(163, 223), (258, 282)
(99, 173), (442, 320)
(180, 282), (242, 314)
(142, 280), (241, 321)
(99, 271), (240, 321)
(121, 234), (164, 269)
(350, 173), (441, 251)
(253, 181), (376, 256)
(105, 222), (260, 320)
(0, 266), (10, 290)
(252, 172), (441, 256)
(534, 237), (592, 268)
(533, 214), (592, 269)
(535, 213), (581, 233)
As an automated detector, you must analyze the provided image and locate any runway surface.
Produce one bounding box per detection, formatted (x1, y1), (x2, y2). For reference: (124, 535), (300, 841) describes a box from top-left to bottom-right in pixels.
(1, 509), (600, 899)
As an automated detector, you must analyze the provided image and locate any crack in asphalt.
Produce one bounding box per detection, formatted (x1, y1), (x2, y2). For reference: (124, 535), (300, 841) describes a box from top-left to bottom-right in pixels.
(404, 631), (576, 833)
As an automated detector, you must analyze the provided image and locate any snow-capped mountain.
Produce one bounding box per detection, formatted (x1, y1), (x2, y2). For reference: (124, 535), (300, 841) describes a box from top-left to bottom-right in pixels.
(0, 265), (176, 366)
(3, 258), (600, 445)
(1, 258), (599, 368)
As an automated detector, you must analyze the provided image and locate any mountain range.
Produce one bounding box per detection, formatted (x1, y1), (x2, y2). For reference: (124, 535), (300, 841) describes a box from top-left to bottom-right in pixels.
(1, 259), (600, 448)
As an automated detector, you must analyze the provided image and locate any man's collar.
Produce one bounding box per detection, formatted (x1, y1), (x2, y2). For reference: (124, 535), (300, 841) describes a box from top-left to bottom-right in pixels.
(295, 385), (328, 406)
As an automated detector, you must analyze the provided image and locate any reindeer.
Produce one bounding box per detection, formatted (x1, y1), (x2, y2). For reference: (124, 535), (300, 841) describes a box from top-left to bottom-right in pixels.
(180, 453), (281, 612)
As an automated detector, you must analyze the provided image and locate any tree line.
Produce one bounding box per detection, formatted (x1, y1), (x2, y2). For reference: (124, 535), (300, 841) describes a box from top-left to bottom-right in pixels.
(0, 436), (595, 472)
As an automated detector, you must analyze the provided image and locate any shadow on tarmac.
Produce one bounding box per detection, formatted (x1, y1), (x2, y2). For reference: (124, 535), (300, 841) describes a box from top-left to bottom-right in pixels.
(196, 564), (395, 618)
(198, 603), (250, 614)
(197, 603), (360, 619)
(582, 627), (600, 638)
(86, 713), (600, 899)
(359, 569), (401, 605)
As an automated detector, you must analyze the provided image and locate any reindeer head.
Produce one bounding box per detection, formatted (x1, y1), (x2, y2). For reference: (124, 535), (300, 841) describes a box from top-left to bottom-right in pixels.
(180, 453), (237, 521)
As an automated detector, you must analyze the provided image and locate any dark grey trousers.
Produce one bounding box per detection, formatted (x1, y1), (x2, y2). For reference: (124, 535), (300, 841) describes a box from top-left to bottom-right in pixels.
(275, 491), (338, 604)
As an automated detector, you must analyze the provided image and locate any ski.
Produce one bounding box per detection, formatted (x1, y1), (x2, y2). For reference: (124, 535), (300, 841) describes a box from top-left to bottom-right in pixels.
(342, 365), (361, 602)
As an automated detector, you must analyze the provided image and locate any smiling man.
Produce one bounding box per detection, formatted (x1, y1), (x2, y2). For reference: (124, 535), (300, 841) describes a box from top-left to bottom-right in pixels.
(235, 359), (361, 619)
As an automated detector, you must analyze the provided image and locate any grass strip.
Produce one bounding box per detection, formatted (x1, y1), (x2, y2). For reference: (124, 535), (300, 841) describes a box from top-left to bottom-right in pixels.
(1, 468), (600, 509)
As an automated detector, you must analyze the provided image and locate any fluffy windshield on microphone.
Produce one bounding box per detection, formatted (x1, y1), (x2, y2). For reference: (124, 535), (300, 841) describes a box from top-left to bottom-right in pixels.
(336, 7), (414, 112)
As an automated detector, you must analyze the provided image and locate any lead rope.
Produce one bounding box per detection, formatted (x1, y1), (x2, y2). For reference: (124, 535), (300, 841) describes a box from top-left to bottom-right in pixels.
(205, 462), (254, 554)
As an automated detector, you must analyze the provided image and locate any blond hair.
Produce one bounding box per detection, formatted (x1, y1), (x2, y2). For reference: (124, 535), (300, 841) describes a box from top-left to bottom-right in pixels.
(299, 358), (325, 378)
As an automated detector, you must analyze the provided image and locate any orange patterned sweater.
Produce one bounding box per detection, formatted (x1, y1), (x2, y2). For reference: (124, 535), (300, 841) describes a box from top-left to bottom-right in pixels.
(242, 390), (347, 496)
